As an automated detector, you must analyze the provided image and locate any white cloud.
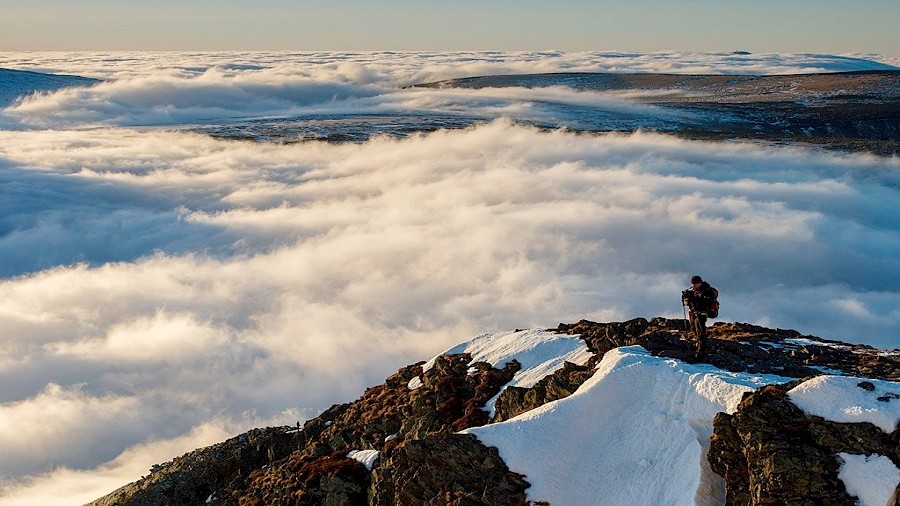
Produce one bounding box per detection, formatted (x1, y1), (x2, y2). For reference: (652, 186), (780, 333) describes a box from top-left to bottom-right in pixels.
(2, 51), (896, 129)
(0, 51), (895, 82)
(4, 70), (385, 127)
(0, 384), (142, 479)
(50, 311), (230, 363)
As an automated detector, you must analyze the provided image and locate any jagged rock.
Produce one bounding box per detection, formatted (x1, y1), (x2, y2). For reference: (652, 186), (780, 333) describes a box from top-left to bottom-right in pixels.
(708, 381), (900, 505)
(557, 317), (900, 381)
(237, 452), (370, 505)
(227, 354), (520, 504)
(492, 360), (596, 423)
(370, 433), (531, 505)
(87, 427), (305, 506)
(90, 353), (519, 506)
(401, 355), (521, 438)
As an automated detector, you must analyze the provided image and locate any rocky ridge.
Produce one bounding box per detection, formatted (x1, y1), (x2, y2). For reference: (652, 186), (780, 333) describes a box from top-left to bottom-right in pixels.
(89, 317), (900, 505)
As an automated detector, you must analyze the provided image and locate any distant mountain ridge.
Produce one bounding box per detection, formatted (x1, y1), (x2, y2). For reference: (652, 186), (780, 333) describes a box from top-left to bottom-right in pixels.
(0, 68), (99, 107)
(419, 70), (900, 156)
(89, 317), (900, 505)
(4, 67), (899, 156)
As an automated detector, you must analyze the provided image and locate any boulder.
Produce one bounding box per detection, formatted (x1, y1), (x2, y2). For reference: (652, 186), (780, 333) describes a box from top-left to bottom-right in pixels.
(370, 433), (531, 506)
(708, 381), (900, 505)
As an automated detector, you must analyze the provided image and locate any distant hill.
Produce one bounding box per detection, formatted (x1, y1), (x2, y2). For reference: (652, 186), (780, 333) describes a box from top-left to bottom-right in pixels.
(419, 70), (900, 156)
(0, 68), (99, 107)
(89, 317), (900, 505)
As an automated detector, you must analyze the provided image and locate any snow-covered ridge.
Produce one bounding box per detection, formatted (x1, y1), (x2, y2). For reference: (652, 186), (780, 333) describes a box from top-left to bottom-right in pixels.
(463, 345), (791, 505)
(412, 329), (594, 417)
(788, 376), (900, 433)
(432, 323), (900, 505)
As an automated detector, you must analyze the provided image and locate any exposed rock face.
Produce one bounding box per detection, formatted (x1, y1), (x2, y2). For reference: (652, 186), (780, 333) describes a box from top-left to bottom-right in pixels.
(88, 427), (305, 506)
(709, 381), (900, 505)
(237, 452), (370, 505)
(371, 434), (530, 505)
(90, 353), (525, 505)
(492, 359), (596, 423)
(90, 317), (900, 505)
(558, 317), (900, 381)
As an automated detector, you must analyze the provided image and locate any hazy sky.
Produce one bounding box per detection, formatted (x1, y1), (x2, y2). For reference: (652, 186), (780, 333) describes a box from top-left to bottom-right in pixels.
(1, 0), (898, 52)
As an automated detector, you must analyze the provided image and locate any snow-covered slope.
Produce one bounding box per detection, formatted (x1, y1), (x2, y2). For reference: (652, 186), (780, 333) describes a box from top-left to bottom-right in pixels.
(412, 329), (594, 417)
(0, 68), (98, 107)
(403, 324), (899, 505)
(464, 345), (789, 505)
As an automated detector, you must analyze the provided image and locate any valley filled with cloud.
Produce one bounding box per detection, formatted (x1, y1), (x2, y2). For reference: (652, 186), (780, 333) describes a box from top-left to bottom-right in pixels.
(1, 51), (898, 504)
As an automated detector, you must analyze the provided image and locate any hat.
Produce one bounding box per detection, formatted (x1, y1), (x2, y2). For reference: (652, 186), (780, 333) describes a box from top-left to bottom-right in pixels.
(690, 275), (703, 284)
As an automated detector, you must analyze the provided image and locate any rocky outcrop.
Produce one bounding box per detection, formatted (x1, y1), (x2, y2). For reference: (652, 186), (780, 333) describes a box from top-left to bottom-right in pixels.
(709, 381), (900, 505)
(492, 316), (879, 423)
(237, 452), (370, 505)
(491, 359), (596, 423)
(90, 317), (900, 505)
(222, 354), (522, 504)
(371, 434), (531, 505)
(88, 427), (305, 506)
(557, 317), (900, 381)
(91, 352), (524, 505)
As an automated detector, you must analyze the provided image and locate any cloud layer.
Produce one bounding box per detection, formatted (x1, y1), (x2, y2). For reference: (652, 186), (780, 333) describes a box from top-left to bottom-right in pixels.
(2, 51), (897, 82)
(1, 52), (899, 504)
(2, 122), (900, 501)
(2, 51), (898, 130)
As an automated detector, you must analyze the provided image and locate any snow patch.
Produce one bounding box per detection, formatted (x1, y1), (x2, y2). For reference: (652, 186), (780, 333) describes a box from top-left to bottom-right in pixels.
(783, 338), (850, 350)
(837, 453), (900, 506)
(810, 366), (844, 376)
(463, 346), (790, 505)
(787, 376), (900, 433)
(407, 376), (423, 390)
(347, 449), (380, 471)
(422, 329), (594, 417)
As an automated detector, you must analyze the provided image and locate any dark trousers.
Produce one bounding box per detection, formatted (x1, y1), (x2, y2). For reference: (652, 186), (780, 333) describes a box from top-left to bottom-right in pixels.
(690, 313), (708, 356)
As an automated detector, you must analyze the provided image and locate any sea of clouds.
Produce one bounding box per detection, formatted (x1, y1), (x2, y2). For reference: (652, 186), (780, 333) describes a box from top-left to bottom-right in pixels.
(1, 51), (899, 504)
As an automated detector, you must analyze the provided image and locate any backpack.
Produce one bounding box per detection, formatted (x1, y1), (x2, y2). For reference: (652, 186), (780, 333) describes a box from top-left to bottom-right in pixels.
(707, 287), (719, 319)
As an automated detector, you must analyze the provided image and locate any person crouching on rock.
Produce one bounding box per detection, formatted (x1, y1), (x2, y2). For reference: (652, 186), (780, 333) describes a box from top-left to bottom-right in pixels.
(682, 275), (719, 359)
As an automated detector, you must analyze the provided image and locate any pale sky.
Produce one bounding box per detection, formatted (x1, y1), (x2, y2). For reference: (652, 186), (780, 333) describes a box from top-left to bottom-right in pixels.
(1, 0), (898, 53)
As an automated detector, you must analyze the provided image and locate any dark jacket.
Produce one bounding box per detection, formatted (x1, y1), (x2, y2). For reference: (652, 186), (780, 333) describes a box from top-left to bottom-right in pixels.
(686, 282), (717, 315)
